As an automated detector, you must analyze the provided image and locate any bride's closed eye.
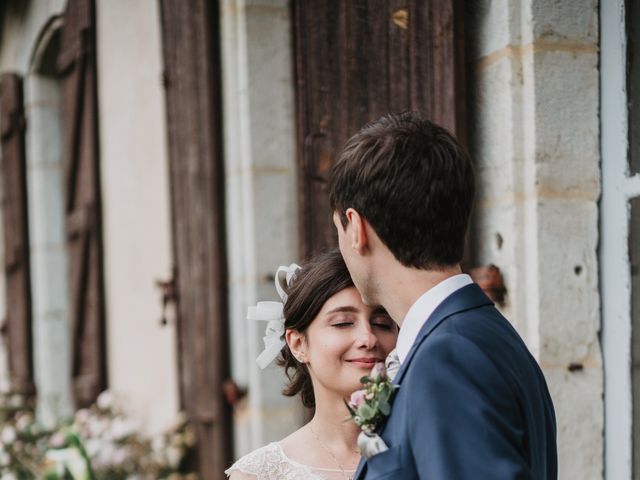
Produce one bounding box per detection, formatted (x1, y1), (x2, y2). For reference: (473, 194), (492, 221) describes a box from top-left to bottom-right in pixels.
(330, 316), (355, 328)
(332, 323), (354, 328)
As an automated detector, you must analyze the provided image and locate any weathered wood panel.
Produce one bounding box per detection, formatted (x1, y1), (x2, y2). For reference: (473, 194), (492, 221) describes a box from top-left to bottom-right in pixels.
(159, 0), (232, 477)
(0, 73), (35, 395)
(57, 0), (107, 408)
(294, 0), (466, 258)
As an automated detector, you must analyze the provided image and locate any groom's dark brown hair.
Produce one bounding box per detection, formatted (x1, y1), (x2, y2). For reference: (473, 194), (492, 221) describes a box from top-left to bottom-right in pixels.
(329, 111), (475, 269)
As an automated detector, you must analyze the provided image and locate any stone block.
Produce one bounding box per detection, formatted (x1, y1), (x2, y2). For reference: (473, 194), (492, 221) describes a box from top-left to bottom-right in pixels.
(530, 0), (599, 44)
(472, 59), (518, 169)
(535, 199), (600, 365)
(251, 170), (298, 277)
(544, 366), (603, 480)
(25, 165), (65, 247)
(532, 50), (599, 194)
(243, 3), (296, 170)
(228, 280), (253, 385)
(471, 203), (521, 324)
(28, 247), (68, 317)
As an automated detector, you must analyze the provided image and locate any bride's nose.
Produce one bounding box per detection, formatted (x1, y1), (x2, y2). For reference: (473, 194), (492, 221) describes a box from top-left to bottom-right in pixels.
(355, 322), (378, 349)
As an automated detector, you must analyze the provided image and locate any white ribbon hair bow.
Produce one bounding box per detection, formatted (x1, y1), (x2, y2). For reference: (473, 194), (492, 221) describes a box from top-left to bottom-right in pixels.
(249, 263), (301, 369)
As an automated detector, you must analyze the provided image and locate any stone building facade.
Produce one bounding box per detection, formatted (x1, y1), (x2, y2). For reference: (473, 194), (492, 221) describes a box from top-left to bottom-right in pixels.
(0, 1), (636, 479)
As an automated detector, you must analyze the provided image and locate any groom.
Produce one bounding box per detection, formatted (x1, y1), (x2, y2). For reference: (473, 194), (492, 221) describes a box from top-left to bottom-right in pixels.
(329, 112), (557, 479)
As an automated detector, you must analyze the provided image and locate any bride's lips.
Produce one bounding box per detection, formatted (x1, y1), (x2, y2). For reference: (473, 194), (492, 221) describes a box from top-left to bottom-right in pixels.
(346, 357), (383, 368)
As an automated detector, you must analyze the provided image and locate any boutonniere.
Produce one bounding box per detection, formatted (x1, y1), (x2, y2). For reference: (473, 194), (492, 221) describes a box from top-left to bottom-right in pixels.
(346, 363), (398, 458)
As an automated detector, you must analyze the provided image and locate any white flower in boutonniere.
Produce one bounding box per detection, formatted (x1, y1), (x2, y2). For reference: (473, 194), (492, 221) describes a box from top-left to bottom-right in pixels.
(345, 362), (397, 459)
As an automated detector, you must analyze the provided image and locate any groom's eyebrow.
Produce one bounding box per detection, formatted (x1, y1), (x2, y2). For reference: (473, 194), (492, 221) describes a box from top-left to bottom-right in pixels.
(371, 306), (388, 315)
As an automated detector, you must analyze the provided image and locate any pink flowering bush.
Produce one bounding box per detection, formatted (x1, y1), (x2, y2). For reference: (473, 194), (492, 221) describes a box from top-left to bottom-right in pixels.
(0, 390), (197, 479)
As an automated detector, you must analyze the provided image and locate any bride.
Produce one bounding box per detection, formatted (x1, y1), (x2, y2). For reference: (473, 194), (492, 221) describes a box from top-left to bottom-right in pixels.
(226, 250), (398, 480)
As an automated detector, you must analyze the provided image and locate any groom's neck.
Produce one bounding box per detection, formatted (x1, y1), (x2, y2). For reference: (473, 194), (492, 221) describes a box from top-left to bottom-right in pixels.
(378, 263), (462, 327)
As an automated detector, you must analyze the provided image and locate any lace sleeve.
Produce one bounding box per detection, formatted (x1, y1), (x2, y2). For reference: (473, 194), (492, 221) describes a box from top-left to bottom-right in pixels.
(225, 466), (257, 480)
(224, 443), (282, 480)
(224, 442), (322, 480)
(225, 452), (260, 479)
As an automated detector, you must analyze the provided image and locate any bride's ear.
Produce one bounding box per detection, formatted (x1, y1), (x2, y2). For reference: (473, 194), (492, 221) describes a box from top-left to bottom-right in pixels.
(285, 329), (307, 363)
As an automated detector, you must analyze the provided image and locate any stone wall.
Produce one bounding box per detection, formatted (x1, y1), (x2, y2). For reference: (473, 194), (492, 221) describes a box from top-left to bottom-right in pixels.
(467, 1), (602, 478)
(0, 0), (617, 475)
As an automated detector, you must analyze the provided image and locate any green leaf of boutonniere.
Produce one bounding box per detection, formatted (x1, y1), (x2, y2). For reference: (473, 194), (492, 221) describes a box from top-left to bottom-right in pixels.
(378, 400), (390, 416)
(358, 404), (375, 420)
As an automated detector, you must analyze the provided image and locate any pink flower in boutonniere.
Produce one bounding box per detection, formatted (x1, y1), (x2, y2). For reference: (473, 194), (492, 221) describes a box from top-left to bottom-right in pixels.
(370, 362), (386, 381)
(350, 389), (367, 407)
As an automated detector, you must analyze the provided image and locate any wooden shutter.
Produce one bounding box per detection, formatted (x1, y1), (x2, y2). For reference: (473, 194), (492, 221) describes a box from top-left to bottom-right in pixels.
(56, 0), (107, 408)
(159, 1), (232, 477)
(0, 73), (35, 395)
(294, 0), (466, 258)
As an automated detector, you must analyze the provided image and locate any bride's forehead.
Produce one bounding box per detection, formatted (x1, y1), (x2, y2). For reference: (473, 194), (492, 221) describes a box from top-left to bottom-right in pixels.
(320, 287), (365, 312)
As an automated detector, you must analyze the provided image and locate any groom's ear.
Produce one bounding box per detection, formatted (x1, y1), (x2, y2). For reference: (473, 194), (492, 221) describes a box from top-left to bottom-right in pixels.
(346, 208), (369, 255)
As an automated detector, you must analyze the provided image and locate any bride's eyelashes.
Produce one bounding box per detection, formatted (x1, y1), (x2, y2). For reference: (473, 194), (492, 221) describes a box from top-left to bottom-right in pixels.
(330, 318), (355, 328)
(329, 318), (392, 331)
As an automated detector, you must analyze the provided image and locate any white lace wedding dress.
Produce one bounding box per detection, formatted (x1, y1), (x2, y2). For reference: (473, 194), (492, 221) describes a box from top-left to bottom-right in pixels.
(225, 442), (357, 480)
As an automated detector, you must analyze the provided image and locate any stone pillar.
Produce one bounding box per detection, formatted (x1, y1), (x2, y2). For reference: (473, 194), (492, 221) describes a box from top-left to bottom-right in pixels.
(467, 1), (602, 478)
(24, 71), (74, 427)
(220, 0), (303, 457)
(95, 0), (179, 434)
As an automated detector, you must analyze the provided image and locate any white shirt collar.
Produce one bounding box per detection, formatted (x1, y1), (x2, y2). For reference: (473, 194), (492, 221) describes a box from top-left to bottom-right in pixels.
(396, 274), (473, 363)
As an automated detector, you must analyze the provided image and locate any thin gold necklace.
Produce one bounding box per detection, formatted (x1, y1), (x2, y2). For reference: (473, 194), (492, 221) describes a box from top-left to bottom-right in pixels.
(308, 423), (357, 480)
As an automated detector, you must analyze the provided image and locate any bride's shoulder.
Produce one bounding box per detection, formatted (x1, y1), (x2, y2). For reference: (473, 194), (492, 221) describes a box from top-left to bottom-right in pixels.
(225, 442), (287, 479)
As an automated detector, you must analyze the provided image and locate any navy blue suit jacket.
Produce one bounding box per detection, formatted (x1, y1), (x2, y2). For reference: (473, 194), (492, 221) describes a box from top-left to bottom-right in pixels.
(355, 284), (557, 479)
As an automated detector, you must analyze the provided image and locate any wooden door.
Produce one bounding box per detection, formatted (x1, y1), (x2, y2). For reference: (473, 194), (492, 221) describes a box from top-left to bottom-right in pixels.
(57, 0), (107, 408)
(159, 1), (232, 477)
(0, 73), (35, 395)
(294, 0), (466, 258)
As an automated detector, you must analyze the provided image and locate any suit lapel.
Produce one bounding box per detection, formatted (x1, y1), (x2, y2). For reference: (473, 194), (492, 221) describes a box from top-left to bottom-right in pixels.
(393, 283), (493, 386)
(354, 457), (367, 479)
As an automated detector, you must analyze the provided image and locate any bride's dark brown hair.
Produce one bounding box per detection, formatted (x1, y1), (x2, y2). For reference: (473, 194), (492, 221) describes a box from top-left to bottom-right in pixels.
(278, 249), (354, 409)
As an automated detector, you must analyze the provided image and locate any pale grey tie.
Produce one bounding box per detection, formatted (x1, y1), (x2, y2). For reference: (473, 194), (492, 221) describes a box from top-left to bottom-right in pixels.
(385, 348), (401, 382)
